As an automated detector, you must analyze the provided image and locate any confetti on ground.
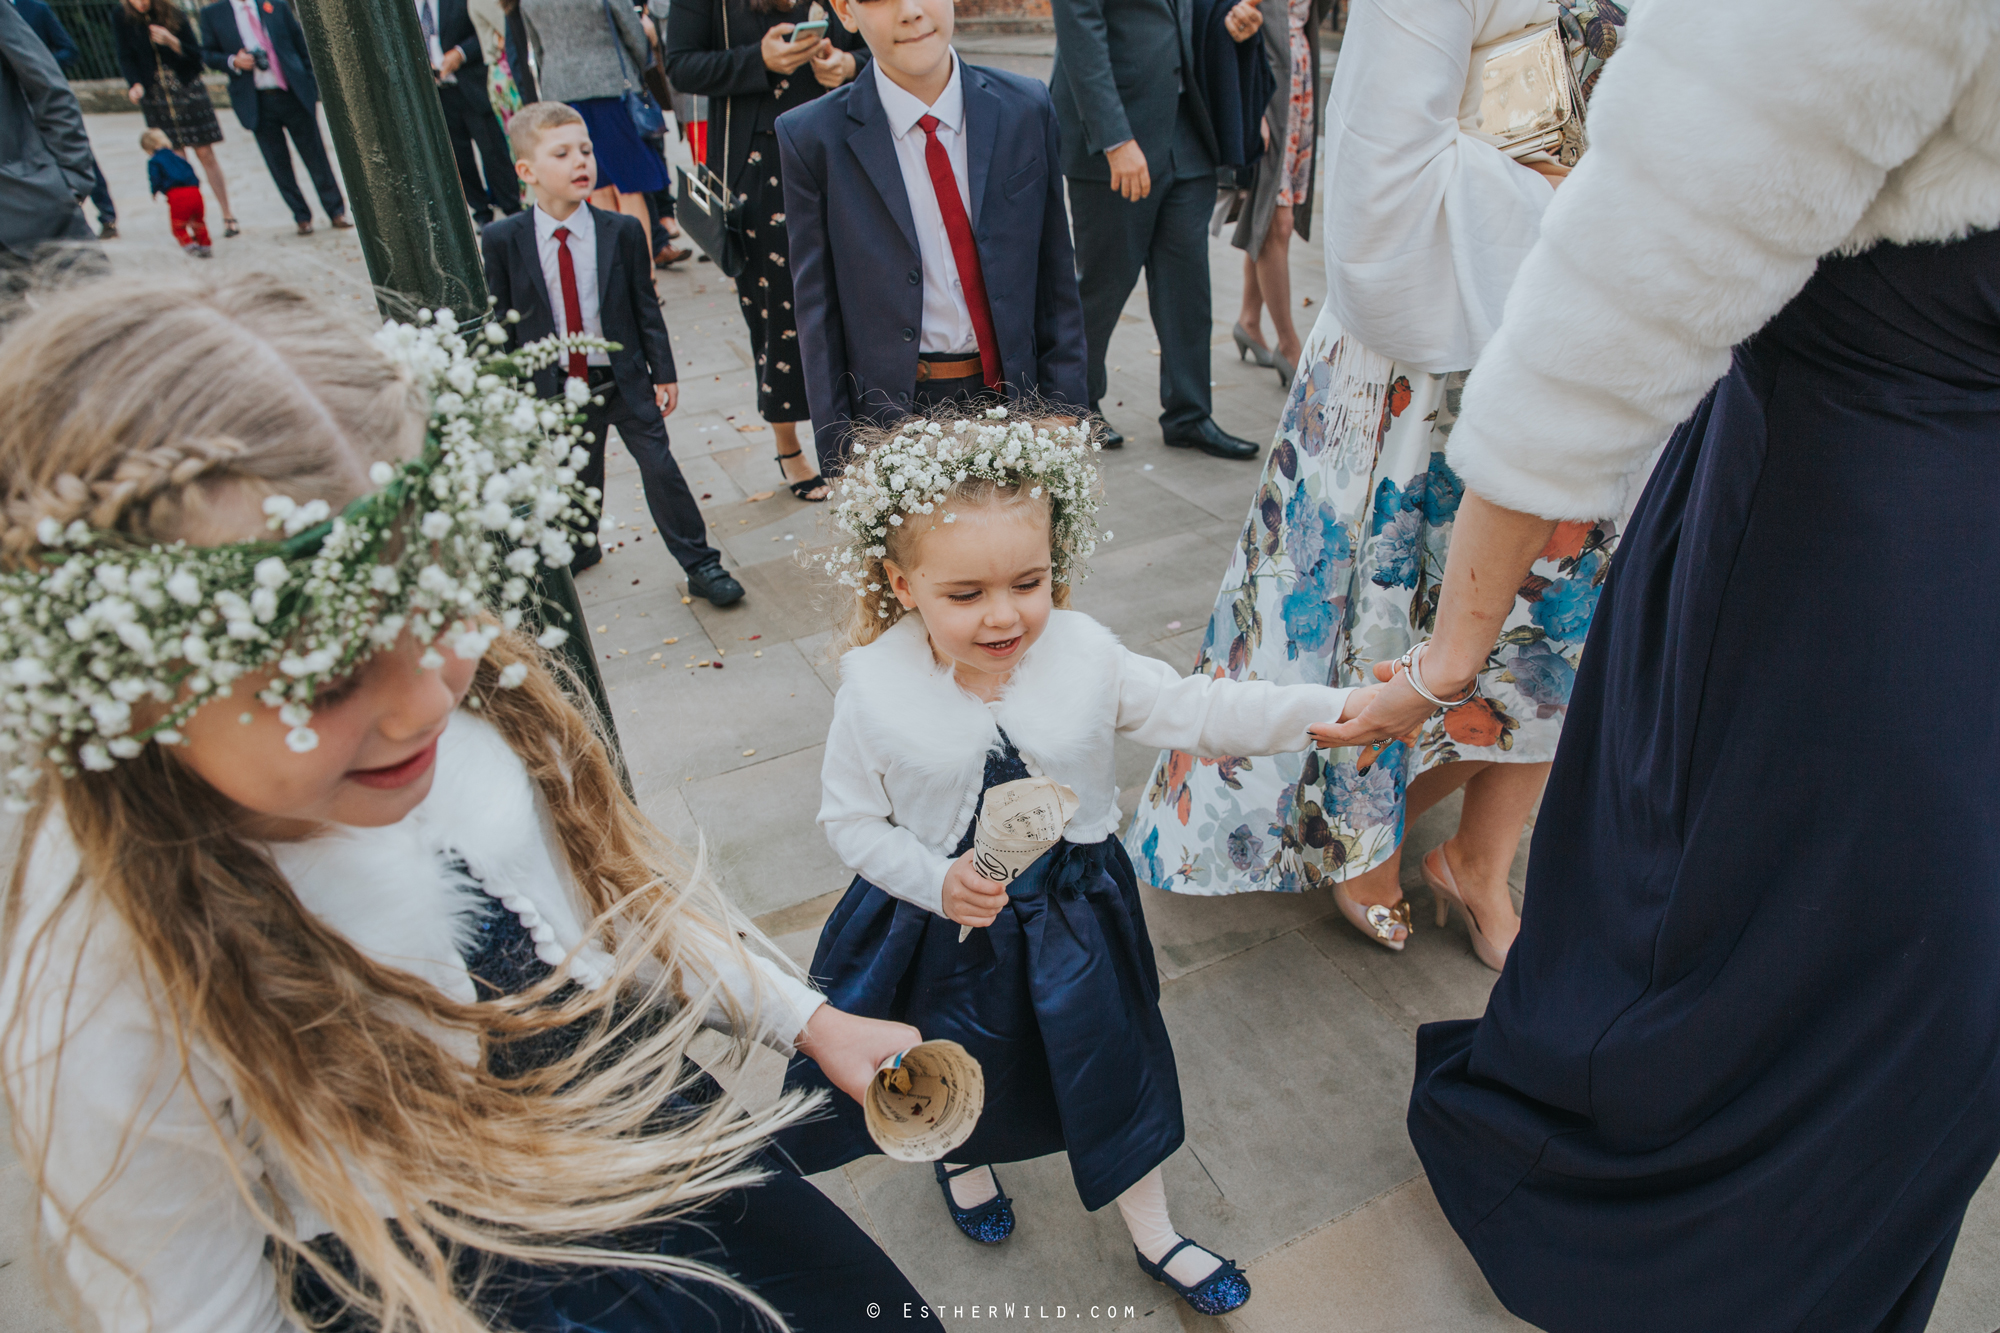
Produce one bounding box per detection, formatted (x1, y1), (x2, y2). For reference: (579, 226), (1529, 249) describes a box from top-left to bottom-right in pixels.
(746, 491), (776, 502)
(753, 650), (762, 657)
(682, 596), (693, 604)
(596, 625), (607, 632)
(618, 649), (628, 655)
(1143, 464), (1155, 471)
(741, 749), (756, 757)
(748, 634), (761, 640)
(649, 653), (662, 661)
(663, 637), (678, 644)
(1168, 621), (1182, 630)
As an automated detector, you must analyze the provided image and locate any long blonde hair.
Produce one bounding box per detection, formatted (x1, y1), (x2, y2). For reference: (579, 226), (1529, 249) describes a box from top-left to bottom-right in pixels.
(0, 274), (817, 1331)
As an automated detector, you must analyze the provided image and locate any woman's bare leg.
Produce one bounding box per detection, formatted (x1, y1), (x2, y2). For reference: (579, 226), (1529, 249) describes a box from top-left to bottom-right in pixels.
(192, 143), (232, 220)
(1238, 252), (1268, 348)
(1254, 204), (1300, 367)
(1436, 760), (1550, 954)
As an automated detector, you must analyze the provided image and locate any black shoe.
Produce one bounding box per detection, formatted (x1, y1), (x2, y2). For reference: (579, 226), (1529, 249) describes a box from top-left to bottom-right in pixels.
(686, 559), (745, 607)
(935, 1163), (1015, 1244)
(1163, 418), (1259, 460)
(1090, 407), (1124, 450)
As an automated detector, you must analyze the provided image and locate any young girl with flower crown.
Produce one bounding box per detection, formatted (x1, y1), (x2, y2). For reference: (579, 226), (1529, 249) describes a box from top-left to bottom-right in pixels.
(778, 409), (1380, 1317)
(0, 273), (931, 1333)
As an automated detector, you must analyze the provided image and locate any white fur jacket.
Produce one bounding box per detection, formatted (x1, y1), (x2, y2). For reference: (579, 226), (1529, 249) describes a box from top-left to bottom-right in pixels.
(1447, 0), (2000, 520)
(819, 610), (1352, 915)
(0, 713), (820, 1333)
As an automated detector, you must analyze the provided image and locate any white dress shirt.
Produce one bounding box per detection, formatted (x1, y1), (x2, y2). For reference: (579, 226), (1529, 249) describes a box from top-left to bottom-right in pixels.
(533, 202), (610, 366)
(229, 0), (282, 90)
(873, 53), (979, 356)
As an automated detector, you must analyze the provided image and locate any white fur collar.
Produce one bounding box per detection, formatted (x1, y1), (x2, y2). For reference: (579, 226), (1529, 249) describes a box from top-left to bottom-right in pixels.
(837, 609), (1121, 780)
(266, 711), (610, 1008)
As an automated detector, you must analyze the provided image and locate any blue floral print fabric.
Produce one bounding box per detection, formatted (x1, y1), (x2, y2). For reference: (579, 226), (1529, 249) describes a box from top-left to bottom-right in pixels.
(1123, 315), (1618, 896)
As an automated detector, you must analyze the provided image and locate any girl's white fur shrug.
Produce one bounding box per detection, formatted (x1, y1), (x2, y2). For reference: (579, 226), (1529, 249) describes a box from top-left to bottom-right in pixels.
(819, 610), (1352, 914)
(1447, 0), (2000, 520)
(0, 713), (819, 1333)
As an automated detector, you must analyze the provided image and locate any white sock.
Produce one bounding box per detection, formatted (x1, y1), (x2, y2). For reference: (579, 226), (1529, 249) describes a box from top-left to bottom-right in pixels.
(941, 1162), (999, 1210)
(1115, 1168), (1221, 1287)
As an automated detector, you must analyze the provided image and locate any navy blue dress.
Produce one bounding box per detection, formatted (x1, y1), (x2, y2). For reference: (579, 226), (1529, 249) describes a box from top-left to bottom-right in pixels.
(1410, 234), (2000, 1332)
(779, 736), (1185, 1211)
(292, 868), (924, 1332)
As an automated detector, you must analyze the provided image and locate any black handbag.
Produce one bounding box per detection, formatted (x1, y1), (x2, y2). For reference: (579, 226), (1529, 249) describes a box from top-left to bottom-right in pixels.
(672, 0), (747, 277)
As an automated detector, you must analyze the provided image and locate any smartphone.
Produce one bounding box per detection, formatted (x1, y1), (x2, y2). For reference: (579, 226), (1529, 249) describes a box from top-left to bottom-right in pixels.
(788, 19), (828, 42)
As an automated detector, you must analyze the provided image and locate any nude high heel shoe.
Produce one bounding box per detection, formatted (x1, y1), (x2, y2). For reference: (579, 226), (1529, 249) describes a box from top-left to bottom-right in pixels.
(1233, 321), (1276, 368)
(1332, 881), (1411, 952)
(1422, 845), (1511, 972)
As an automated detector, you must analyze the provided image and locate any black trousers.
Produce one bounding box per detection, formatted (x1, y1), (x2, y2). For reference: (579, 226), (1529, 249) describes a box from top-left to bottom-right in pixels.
(912, 370), (995, 416)
(252, 89), (344, 222)
(87, 153), (115, 225)
(437, 80), (518, 223)
(1067, 168), (1216, 432)
(573, 376), (719, 576)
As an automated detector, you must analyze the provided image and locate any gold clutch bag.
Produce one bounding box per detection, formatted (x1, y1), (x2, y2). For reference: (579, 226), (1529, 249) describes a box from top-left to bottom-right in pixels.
(1472, 20), (1588, 166)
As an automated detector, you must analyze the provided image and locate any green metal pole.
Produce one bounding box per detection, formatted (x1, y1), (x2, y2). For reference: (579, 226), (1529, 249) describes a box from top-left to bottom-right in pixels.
(289, 0), (622, 760)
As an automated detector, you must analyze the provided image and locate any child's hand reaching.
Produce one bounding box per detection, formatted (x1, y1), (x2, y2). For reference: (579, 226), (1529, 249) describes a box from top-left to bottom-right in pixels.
(797, 1005), (922, 1105)
(941, 849), (1008, 929)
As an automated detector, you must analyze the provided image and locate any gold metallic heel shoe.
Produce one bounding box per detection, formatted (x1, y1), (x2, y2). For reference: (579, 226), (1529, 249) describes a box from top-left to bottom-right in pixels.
(1422, 846), (1510, 972)
(1333, 882), (1411, 952)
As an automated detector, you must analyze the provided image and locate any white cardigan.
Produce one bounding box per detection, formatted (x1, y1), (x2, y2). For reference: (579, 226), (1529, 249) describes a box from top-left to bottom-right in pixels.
(818, 610), (1353, 915)
(0, 713), (821, 1333)
(1320, 0), (1561, 373)
(1447, 0), (2000, 520)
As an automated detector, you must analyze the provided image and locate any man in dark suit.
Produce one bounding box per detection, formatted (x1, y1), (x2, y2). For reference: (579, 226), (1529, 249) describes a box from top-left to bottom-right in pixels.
(198, 0), (350, 233)
(483, 103), (742, 605)
(779, 39), (1087, 472)
(413, 0), (518, 225)
(9, 0), (114, 237)
(1051, 0), (1262, 458)
(0, 0), (92, 264)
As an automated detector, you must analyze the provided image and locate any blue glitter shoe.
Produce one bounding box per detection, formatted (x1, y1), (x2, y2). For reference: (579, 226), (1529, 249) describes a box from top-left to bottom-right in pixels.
(1134, 1239), (1252, 1316)
(934, 1163), (1015, 1244)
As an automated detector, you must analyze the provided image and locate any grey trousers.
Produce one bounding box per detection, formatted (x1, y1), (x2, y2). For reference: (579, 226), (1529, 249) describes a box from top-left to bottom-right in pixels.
(1067, 169), (1216, 433)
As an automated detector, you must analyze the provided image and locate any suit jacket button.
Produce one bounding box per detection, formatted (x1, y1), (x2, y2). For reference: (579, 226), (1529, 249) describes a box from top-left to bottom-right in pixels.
(901, 327), (915, 341)
(907, 268), (921, 284)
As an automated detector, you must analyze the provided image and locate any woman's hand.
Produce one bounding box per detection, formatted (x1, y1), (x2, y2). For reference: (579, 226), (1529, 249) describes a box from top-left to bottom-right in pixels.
(127, 82), (145, 104)
(761, 23), (817, 75)
(810, 41), (854, 89)
(641, 13), (658, 44)
(148, 23), (181, 51)
(1224, 0), (1262, 42)
(796, 1005), (922, 1105)
(941, 849), (1007, 929)
(1310, 662), (1442, 751)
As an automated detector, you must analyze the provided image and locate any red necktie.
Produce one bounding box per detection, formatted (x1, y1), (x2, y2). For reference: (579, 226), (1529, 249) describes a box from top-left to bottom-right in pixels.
(552, 225), (587, 381)
(917, 113), (1000, 388)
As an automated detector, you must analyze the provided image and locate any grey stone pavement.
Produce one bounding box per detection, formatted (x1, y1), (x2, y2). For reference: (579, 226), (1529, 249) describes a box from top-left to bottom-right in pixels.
(4, 40), (1998, 1332)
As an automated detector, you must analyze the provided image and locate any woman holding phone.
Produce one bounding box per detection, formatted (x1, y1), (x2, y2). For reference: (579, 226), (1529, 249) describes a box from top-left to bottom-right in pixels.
(666, 0), (865, 503)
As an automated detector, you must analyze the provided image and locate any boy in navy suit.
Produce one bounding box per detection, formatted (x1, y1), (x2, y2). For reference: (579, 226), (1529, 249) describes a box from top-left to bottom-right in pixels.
(777, 0), (1087, 474)
(482, 103), (743, 606)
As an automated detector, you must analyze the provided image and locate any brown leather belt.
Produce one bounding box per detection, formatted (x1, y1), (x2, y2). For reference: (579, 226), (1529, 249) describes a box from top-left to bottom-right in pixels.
(915, 355), (984, 381)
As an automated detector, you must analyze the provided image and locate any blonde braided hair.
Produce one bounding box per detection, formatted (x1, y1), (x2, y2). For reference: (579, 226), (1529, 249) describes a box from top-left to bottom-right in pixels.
(1, 438), (250, 560)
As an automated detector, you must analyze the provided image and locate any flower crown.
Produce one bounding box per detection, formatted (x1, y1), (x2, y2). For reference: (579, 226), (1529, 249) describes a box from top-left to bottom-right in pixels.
(824, 408), (1109, 606)
(0, 310), (605, 811)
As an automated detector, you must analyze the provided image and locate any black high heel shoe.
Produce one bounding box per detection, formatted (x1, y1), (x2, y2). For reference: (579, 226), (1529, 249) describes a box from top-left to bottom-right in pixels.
(934, 1163), (1015, 1244)
(775, 449), (828, 502)
(1134, 1238), (1252, 1316)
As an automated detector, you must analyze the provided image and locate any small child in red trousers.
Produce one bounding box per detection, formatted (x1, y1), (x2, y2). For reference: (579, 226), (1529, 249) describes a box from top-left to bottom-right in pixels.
(141, 128), (211, 257)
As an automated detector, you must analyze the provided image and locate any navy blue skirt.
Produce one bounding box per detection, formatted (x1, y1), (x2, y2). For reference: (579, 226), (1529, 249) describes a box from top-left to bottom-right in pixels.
(1410, 235), (2000, 1332)
(780, 745), (1185, 1210)
(571, 97), (668, 194)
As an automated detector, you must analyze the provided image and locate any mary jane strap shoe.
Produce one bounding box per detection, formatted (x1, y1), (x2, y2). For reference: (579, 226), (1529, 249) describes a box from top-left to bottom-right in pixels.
(934, 1162), (1015, 1244)
(1135, 1239), (1252, 1316)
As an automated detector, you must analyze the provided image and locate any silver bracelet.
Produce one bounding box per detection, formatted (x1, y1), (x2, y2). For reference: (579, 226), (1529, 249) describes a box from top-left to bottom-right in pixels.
(1399, 641), (1476, 711)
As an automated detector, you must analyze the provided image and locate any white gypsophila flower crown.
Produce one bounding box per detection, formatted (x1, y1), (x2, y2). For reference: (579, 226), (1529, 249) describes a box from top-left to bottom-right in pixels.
(0, 309), (609, 812)
(823, 408), (1110, 611)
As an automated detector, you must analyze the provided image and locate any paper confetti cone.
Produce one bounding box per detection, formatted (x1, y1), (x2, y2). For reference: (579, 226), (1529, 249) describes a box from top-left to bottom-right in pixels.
(863, 1039), (985, 1162)
(958, 776), (1080, 942)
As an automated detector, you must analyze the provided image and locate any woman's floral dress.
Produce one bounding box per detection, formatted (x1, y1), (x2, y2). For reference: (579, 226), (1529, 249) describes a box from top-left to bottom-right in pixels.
(1123, 313), (1618, 896)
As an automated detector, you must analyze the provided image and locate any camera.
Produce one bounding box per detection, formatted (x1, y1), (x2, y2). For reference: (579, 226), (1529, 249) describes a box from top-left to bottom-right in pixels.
(252, 49), (269, 71)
